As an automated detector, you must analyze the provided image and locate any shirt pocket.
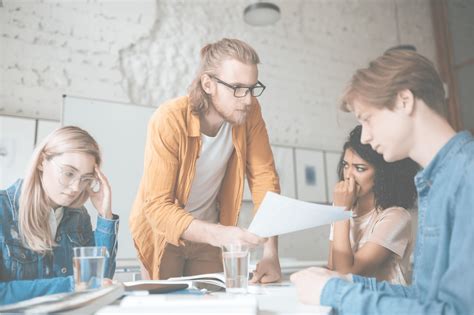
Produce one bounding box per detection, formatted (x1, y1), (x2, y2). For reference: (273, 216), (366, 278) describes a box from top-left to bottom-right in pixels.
(5, 240), (39, 280)
(63, 232), (93, 274)
(66, 231), (93, 248)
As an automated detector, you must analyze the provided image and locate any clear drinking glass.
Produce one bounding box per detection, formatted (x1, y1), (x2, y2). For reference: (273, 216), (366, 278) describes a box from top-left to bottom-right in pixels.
(222, 244), (249, 294)
(72, 246), (108, 291)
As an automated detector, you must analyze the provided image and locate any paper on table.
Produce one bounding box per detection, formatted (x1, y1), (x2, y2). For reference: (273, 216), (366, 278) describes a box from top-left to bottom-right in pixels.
(248, 192), (352, 237)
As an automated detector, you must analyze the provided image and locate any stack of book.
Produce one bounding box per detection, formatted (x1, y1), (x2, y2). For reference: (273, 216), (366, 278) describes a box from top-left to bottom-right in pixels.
(0, 284), (124, 314)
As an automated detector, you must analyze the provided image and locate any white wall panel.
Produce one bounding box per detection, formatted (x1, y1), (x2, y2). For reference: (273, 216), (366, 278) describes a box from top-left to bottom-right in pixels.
(0, 116), (36, 189)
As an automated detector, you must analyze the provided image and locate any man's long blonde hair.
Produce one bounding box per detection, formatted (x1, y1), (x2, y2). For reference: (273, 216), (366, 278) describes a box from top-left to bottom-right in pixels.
(19, 126), (101, 253)
(188, 38), (260, 115)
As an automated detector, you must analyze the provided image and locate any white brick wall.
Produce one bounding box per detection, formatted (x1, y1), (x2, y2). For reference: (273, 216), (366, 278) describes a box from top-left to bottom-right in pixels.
(0, 0), (155, 118)
(0, 0), (437, 260)
(1, 0), (436, 150)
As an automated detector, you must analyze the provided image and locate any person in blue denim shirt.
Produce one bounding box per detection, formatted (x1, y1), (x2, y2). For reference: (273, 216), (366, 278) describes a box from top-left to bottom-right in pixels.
(0, 126), (119, 305)
(291, 49), (474, 314)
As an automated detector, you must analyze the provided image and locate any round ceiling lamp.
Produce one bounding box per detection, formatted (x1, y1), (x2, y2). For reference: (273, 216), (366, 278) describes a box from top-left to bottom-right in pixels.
(243, 2), (281, 26)
(385, 44), (417, 53)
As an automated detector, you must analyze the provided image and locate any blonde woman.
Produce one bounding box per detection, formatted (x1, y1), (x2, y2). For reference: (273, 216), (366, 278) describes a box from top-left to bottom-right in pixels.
(0, 126), (119, 305)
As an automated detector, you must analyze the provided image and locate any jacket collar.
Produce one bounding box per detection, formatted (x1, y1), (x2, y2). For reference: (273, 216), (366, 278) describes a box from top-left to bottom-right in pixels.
(415, 131), (473, 186)
(185, 97), (201, 138)
(6, 179), (22, 221)
(6, 179), (83, 223)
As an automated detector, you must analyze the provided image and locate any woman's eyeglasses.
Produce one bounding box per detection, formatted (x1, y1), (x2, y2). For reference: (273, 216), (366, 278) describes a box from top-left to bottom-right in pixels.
(49, 159), (99, 191)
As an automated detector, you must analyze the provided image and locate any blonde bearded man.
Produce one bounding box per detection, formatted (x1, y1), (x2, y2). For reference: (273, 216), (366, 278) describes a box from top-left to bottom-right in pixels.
(130, 38), (281, 282)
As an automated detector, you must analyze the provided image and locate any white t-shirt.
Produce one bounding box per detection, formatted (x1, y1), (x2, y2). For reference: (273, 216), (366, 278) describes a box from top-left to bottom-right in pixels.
(49, 207), (64, 239)
(185, 122), (234, 223)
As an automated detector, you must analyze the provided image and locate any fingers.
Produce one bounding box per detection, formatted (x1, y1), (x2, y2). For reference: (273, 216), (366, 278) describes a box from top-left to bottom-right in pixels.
(246, 237), (266, 248)
(342, 177), (349, 191)
(260, 273), (280, 284)
(221, 228), (265, 248)
(290, 270), (304, 283)
(250, 269), (262, 283)
(90, 166), (113, 218)
(94, 166), (113, 199)
(95, 166), (111, 187)
(348, 176), (355, 191)
(94, 165), (104, 180)
(335, 177), (352, 209)
(250, 267), (280, 284)
(87, 167), (103, 195)
(241, 230), (266, 247)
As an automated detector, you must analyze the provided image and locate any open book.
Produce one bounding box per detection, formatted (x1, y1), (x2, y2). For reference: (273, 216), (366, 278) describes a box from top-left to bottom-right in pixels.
(123, 272), (226, 292)
(168, 272), (225, 290)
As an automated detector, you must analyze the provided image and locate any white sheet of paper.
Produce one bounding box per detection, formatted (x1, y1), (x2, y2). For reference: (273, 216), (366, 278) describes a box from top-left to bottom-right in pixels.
(248, 192), (352, 237)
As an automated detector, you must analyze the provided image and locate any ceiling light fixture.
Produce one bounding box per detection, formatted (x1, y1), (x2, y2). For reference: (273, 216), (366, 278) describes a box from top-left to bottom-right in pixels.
(243, 2), (281, 26)
(385, 44), (417, 53)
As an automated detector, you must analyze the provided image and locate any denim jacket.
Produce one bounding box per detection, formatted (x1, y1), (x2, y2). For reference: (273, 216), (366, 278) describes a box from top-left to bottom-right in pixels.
(0, 179), (119, 305)
(321, 131), (474, 314)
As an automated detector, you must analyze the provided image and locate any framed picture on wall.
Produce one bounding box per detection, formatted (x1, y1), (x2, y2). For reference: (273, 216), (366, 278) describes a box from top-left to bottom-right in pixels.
(325, 151), (342, 203)
(243, 145), (296, 201)
(294, 148), (327, 203)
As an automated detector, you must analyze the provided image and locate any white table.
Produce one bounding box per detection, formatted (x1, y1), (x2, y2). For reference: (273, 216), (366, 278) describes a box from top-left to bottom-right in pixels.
(96, 282), (332, 315)
(252, 283), (332, 315)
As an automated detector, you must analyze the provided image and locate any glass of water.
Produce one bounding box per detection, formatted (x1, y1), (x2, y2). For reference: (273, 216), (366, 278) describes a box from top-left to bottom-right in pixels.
(72, 246), (108, 291)
(222, 244), (249, 294)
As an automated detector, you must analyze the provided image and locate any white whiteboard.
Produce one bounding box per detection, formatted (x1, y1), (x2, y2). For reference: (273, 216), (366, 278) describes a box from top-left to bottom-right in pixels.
(36, 120), (60, 146)
(325, 151), (342, 203)
(0, 116), (36, 190)
(62, 95), (156, 259)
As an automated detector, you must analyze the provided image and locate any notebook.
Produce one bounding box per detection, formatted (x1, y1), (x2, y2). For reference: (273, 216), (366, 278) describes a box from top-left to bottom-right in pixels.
(124, 282), (188, 294)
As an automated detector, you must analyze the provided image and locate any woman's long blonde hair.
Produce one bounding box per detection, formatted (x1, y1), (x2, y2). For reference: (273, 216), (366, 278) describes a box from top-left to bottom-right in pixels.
(188, 38), (260, 115)
(19, 126), (101, 253)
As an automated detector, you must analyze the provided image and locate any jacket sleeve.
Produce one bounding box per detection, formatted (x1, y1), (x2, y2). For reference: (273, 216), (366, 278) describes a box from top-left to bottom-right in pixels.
(321, 276), (465, 315)
(245, 100), (281, 212)
(93, 214), (119, 279)
(0, 276), (74, 306)
(140, 107), (194, 246)
(352, 274), (416, 297)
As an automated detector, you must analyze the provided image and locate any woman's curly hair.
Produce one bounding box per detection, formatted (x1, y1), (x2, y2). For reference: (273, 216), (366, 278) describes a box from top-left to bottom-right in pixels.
(337, 125), (419, 210)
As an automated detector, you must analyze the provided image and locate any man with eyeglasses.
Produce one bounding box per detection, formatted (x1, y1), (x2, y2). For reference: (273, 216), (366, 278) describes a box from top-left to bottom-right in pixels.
(130, 38), (281, 282)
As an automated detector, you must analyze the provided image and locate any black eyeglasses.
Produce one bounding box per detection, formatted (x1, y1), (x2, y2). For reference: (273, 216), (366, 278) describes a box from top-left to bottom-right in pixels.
(211, 76), (266, 98)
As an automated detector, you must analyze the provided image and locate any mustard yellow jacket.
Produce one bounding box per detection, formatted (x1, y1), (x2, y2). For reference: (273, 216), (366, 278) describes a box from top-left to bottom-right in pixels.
(129, 96), (280, 278)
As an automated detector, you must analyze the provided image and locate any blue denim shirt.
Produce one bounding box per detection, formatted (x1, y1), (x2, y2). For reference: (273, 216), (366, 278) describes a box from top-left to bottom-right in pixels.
(320, 131), (474, 314)
(0, 179), (119, 305)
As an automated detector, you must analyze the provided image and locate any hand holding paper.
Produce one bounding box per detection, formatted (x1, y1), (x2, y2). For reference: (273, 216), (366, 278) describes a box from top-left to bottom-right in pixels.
(248, 192), (352, 237)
